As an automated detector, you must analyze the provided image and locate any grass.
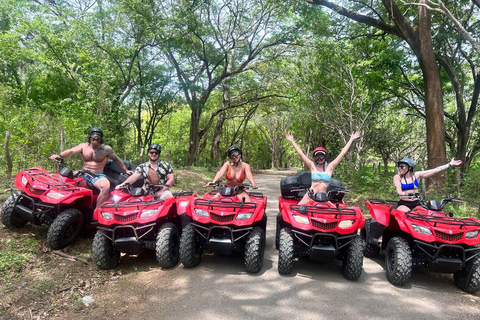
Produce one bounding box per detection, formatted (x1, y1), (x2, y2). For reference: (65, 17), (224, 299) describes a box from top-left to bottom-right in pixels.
(0, 237), (38, 273)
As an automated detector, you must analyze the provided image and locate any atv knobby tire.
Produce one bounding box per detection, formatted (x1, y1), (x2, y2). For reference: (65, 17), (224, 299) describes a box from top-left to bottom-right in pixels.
(385, 237), (412, 286)
(1, 195), (27, 228)
(46, 208), (84, 250)
(278, 228), (294, 275)
(92, 230), (120, 270)
(342, 236), (364, 281)
(156, 222), (180, 268)
(179, 223), (202, 268)
(245, 227), (265, 273)
(454, 255), (480, 294)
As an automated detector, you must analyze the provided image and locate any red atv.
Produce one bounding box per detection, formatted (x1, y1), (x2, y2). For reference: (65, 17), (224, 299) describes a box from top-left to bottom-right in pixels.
(362, 195), (480, 293)
(179, 183), (267, 273)
(92, 183), (196, 270)
(1, 158), (135, 249)
(276, 173), (365, 280)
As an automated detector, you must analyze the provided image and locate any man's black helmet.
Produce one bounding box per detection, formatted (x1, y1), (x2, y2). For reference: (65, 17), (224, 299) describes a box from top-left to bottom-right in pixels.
(227, 145), (242, 157)
(398, 157), (415, 170)
(89, 127), (103, 142)
(148, 143), (161, 154)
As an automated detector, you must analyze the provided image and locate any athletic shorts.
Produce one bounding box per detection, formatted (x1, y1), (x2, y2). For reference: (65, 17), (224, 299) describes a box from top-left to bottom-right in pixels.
(398, 199), (421, 211)
(82, 172), (107, 184)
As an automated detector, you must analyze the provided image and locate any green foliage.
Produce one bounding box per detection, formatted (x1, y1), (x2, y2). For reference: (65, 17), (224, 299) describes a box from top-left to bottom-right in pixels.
(0, 238), (38, 273)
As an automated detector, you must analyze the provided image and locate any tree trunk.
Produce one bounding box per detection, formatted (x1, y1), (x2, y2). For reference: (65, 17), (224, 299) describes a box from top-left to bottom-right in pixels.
(60, 126), (65, 152)
(186, 106), (201, 166)
(5, 131), (12, 179)
(415, 1), (447, 188)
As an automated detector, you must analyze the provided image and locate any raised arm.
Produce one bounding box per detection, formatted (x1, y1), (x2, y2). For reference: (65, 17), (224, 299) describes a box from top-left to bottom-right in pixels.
(415, 158), (462, 179)
(286, 134), (315, 170)
(327, 131), (361, 172)
(49, 143), (85, 161)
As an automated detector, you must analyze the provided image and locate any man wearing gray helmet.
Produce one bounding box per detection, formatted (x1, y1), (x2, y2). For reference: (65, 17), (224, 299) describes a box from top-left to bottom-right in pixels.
(394, 157), (462, 212)
(117, 143), (174, 200)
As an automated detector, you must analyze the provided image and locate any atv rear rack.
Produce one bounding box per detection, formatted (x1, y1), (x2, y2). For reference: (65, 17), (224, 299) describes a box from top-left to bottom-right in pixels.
(405, 212), (480, 228)
(23, 168), (82, 192)
(194, 198), (257, 210)
(367, 199), (398, 207)
(290, 205), (357, 217)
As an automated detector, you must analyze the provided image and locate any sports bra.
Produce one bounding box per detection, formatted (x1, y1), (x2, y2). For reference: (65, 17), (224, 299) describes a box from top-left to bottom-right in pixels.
(226, 165), (246, 183)
(312, 173), (331, 182)
(401, 175), (419, 191)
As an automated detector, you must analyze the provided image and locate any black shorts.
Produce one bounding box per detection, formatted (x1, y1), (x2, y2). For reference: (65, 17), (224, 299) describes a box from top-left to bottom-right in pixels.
(398, 199), (421, 211)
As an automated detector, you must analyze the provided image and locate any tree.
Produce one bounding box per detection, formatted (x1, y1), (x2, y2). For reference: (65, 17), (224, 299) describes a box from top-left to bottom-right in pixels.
(127, 0), (309, 165)
(308, 0), (448, 187)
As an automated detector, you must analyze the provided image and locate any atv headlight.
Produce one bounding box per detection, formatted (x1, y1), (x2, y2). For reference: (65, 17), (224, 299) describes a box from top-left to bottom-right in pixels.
(412, 224), (432, 235)
(46, 191), (66, 199)
(21, 176), (28, 186)
(194, 209), (209, 217)
(236, 213), (253, 220)
(338, 220), (354, 229)
(465, 230), (479, 239)
(140, 209), (156, 218)
(293, 214), (309, 224)
(101, 212), (113, 220)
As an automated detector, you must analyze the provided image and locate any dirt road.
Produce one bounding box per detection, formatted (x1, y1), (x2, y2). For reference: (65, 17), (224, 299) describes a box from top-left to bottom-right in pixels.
(3, 172), (479, 319)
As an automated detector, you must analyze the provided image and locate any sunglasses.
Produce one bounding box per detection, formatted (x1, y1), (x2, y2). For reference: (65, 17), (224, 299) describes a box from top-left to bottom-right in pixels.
(230, 152), (240, 159)
(149, 151), (159, 155)
(397, 165), (407, 169)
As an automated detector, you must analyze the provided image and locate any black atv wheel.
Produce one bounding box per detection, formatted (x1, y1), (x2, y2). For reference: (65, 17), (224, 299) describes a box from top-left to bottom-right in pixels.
(1, 195), (27, 228)
(156, 222), (180, 268)
(92, 230), (120, 270)
(385, 237), (412, 286)
(342, 236), (365, 281)
(46, 208), (84, 250)
(245, 227), (265, 273)
(454, 255), (480, 294)
(179, 223), (202, 268)
(278, 228), (294, 275)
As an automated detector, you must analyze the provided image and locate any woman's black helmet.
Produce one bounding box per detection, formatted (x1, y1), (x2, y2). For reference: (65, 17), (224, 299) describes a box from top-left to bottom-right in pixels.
(89, 127), (103, 143)
(148, 143), (161, 154)
(227, 145), (242, 157)
(398, 157), (415, 171)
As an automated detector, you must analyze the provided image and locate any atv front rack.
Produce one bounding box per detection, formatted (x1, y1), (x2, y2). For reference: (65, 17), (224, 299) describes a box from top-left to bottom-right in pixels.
(99, 200), (164, 211)
(23, 168), (81, 192)
(405, 212), (480, 228)
(194, 198), (257, 210)
(291, 205), (357, 217)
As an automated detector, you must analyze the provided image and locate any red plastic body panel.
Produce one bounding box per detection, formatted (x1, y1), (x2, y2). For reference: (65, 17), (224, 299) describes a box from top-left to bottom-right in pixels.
(278, 196), (365, 234)
(185, 192), (267, 226)
(15, 167), (93, 207)
(366, 200), (480, 245)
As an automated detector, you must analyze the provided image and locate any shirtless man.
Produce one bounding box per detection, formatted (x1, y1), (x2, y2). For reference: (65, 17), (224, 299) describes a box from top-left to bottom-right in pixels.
(50, 128), (133, 208)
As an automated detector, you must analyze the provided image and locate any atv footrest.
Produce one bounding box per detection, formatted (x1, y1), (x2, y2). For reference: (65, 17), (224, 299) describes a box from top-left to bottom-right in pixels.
(428, 257), (463, 273)
(209, 238), (233, 254)
(309, 244), (336, 261)
(114, 237), (143, 255)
